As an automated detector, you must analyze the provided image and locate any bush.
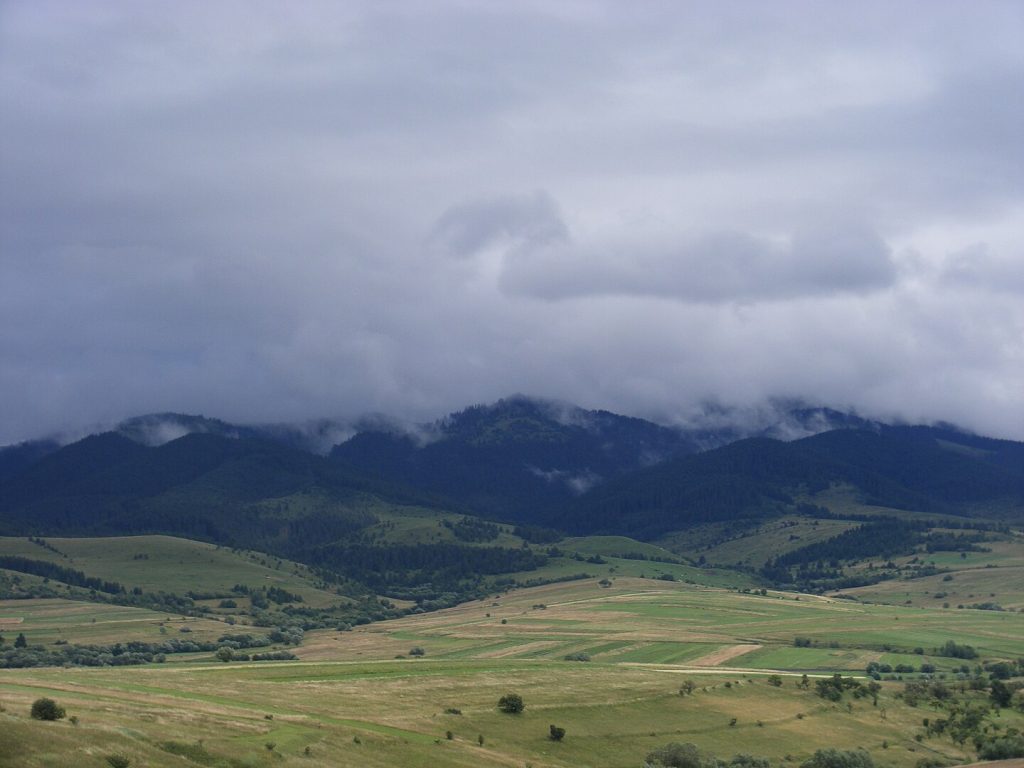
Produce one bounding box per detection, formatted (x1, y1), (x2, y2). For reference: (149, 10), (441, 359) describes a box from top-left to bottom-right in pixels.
(977, 736), (1024, 760)
(409, 646), (425, 657)
(106, 756), (131, 768)
(498, 693), (524, 714)
(549, 724), (566, 741)
(935, 640), (977, 659)
(801, 749), (874, 768)
(30, 698), (65, 721)
(645, 742), (707, 768)
(563, 652), (591, 662)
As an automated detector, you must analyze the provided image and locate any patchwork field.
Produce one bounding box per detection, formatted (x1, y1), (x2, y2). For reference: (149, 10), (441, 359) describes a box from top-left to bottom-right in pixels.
(0, 598), (235, 648)
(4, 576), (1023, 768)
(840, 535), (1024, 611)
(299, 577), (1024, 665)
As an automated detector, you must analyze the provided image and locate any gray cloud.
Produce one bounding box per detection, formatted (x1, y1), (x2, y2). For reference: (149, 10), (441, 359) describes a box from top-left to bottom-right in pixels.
(498, 220), (895, 302)
(429, 192), (568, 258)
(1, 1), (1023, 444)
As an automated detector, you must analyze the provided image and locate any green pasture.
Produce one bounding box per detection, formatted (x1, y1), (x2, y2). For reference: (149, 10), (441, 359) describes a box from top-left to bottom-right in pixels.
(562, 536), (683, 561)
(297, 577), (1024, 669)
(513, 553), (755, 589)
(0, 535), (343, 608)
(5, 655), (1020, 768)
(4, 576), (1024, 767)
(0, 598), (242, 648)
(661, 517), (859, 568)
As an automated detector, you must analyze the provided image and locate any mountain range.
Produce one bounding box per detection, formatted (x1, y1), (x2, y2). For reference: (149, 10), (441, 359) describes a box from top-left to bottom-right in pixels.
(1, 395), (1021, 595)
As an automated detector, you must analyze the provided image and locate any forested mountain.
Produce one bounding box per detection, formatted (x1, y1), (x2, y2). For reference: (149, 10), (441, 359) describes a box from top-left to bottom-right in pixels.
(0, 438), (61, 485)
(0, 432), (438, 540)
(331, 396), (698, 521)
(797, 426), (1024, 505)
(563, 425), (1024, 538)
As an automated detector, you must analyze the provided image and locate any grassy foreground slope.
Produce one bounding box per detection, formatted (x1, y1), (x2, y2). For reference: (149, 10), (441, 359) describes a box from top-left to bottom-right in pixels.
(3, 577), (1023, 768)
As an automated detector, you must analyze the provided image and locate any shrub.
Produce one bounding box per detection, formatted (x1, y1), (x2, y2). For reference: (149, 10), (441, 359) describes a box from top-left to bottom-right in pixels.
(645, 742), (706, 768)
(30, 698), (65, 721)
(801, 748), (874, 768)
(977, 736), (1024, 760)
(549, 724), (566, 741)
(935, 640), (977, 659)
(409, 646), (425, 657)
(644, 742), (768, 768)
(563, 652), (591, 662)
(498, 693), (524, 714)
(106, 756), (131, 768)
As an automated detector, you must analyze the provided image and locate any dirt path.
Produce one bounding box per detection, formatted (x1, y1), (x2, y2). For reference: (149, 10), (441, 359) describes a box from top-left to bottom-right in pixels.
(688, 643), (762, 666)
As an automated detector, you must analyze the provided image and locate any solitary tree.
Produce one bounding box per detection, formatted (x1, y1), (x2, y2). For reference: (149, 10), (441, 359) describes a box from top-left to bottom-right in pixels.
(14, 632), (27, 649)
(549, 724), (566, 741)
(498, 693), (524, 714)
(30, 698), (66, 721)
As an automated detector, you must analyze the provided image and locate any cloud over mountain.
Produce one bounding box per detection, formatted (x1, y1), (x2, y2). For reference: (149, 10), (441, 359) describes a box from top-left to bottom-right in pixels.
(1, 1), (1022, 443)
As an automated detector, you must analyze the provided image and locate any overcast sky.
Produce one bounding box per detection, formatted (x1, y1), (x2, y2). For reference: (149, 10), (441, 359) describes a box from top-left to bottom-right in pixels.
(2, 1), (1023, 444)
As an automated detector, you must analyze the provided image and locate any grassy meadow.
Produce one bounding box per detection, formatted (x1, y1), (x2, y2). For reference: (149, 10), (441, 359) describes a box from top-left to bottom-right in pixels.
(4, 575), (1024, 767)
(0, 599), (235, 649)
(0, 535), (345, 609)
